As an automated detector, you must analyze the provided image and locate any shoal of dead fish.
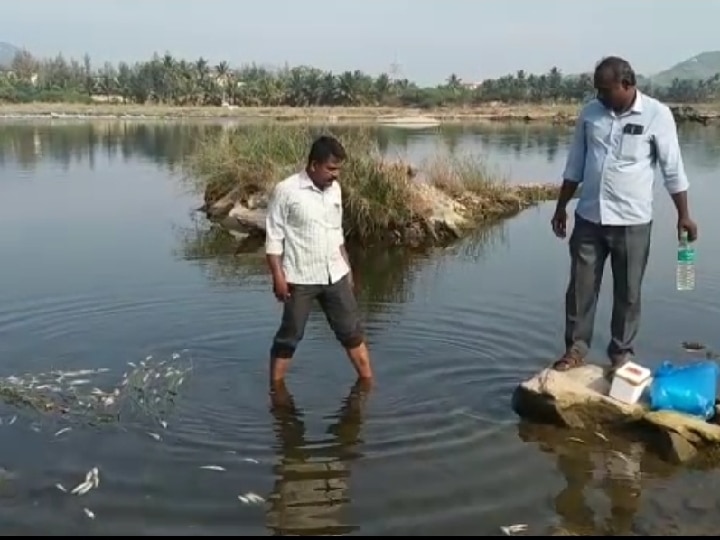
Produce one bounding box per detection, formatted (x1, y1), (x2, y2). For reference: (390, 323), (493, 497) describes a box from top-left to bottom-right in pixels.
(1, 353), (268, 520)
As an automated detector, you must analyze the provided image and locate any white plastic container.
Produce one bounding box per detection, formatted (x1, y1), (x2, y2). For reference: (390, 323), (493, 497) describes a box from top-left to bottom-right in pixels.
(608, 361), (652, 405)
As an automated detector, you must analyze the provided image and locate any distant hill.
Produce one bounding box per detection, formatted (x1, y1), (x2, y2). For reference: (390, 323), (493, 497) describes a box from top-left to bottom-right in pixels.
(540, 53), (716, 89)
(650, 51), (720, 87)
(0, 41), (20, 68)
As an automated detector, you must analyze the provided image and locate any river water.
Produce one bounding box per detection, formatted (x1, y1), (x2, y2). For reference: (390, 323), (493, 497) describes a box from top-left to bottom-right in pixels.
(0, 121), (719, 535)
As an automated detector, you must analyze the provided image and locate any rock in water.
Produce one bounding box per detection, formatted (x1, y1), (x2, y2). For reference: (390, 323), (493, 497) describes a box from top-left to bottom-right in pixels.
(511, 363), (720, 465)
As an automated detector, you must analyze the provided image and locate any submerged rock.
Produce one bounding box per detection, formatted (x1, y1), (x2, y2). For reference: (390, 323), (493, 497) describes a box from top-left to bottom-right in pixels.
(511, 364), (720, 465)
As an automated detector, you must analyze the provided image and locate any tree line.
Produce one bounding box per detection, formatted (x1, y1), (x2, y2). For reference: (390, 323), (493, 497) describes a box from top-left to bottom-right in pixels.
(1, 49), (718, 108)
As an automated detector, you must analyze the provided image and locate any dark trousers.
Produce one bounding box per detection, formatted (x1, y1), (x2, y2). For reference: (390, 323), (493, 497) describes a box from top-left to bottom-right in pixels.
(270, 274), (365, 359)
(565, 214), (652, 358)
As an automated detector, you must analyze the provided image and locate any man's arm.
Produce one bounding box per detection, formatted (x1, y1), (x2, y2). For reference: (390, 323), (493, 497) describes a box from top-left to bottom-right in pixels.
(339, 243), (350, 267)
(265, 184), (286, 280)
(338, 237), (354, 289)
(336, 216), (350, 268)
(555, 109), (587, 210)
(653, 105), (691, 219)
(333, 187), (352, 277)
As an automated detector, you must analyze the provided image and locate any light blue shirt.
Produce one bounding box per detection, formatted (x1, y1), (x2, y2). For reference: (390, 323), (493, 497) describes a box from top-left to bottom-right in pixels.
(562, 90), (689, 226)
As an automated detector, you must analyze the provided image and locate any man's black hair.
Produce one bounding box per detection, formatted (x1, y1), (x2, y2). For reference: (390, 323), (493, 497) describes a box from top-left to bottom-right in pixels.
(594, 56), (637, 86)
(307, 135), (347, 166)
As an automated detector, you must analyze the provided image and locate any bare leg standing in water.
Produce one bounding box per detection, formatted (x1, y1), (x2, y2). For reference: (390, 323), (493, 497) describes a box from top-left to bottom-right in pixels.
(268, 274), (373, 382)
(264, 135), (373, 383)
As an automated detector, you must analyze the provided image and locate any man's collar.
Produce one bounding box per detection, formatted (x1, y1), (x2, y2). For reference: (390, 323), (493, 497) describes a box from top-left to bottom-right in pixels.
(601, 89), (644, 117)
(298, 169), (335, 192)
(629, 89), (644, 114)
(298, 170), (316, 190)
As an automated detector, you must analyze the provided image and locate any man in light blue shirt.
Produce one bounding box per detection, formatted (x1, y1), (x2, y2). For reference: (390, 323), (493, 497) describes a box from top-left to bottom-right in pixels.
(550, 56), (698, 376)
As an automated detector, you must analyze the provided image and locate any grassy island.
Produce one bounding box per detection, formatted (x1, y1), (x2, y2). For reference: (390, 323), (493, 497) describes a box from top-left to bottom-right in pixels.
(184, 125), (560, 248)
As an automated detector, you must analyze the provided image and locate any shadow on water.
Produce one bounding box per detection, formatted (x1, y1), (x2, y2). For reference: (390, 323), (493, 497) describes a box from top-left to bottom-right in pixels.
(518, 421), (720, 536)
(265, 378), (371, 536)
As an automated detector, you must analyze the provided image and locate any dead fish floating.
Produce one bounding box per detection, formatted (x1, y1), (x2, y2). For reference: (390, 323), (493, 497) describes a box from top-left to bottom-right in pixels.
(0, 351), (191, 423)
(70, 467), (99, 495)
(199, 465), (226, 471)
(238, 492), (264, 504)
(501, 523), (528, 535)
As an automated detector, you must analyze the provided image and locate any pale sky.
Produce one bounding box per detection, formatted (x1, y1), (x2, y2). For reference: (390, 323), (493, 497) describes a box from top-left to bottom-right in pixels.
(2, 0), (719, 85)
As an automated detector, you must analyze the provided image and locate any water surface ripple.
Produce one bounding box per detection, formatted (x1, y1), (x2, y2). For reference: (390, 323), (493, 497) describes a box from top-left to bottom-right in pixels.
(0, 122), (720, 535)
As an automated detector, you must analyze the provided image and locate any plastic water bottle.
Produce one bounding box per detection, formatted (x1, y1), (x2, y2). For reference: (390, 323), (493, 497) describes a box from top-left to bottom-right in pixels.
(676, 231), (695, 291)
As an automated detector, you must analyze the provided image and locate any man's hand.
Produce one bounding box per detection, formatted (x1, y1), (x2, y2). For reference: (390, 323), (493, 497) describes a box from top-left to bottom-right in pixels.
(551, 207), (568, 238)
(272, 274), (291, 302)
(551, 180), (579, 239)
(677, 216), (698, 243)
(339, 244), (357, 292)
(669, 192), (696, 242)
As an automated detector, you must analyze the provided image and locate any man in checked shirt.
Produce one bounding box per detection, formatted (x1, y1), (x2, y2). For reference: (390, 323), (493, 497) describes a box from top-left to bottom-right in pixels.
(264, 136), (373, 384)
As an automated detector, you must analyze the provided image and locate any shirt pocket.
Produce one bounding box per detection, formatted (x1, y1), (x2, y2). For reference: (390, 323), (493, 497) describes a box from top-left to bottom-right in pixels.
(618, 133), (645, 161)
(286, 200), (312, 228)
(327, 201), (343, 229)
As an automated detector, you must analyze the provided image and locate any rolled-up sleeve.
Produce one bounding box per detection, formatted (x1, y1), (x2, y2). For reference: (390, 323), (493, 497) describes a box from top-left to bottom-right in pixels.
(654, 105), (690, 194)
(562, 109), (587, 183)
(265, 184), (286, 256)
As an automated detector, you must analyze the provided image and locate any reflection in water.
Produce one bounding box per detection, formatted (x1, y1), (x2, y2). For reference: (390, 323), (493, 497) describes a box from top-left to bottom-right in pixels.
(174, 216), (507, 317)
(517, 422), (681, 536)
(438, 124), (568, 163)
(0, 121), (224, 171)
(1, 120), (720, 534)
(3, 122), (720, 178)
(266, 379), (370, 535)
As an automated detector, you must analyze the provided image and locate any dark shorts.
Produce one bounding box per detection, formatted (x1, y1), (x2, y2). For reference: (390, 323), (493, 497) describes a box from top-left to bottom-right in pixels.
(270, 274), (365, 358)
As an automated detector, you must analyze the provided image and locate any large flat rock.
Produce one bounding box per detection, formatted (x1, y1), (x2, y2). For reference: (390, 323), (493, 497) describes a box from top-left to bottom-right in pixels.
(511, 364), (720, 465)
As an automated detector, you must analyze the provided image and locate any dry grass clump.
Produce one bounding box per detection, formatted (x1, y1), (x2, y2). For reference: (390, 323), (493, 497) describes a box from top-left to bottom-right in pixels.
(424, 154), (560, 221)
(184, 125), (559, 246)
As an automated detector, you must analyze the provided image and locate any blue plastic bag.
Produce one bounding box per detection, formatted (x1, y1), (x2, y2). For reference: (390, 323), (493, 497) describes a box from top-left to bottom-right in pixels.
(649, 360), (719, 420)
